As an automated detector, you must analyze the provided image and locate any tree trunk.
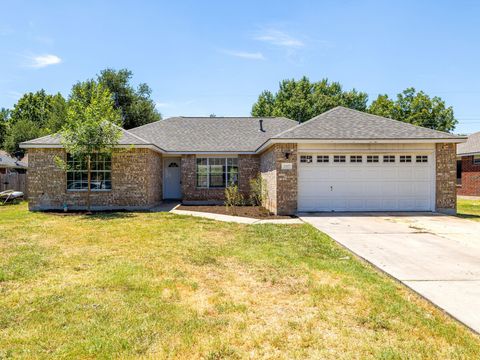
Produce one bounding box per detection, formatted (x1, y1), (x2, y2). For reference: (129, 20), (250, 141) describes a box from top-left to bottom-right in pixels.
(87, 155), (91, 213)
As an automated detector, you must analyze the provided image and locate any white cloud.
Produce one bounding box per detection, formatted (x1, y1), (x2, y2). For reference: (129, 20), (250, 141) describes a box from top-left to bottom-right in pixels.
(254, 29), (304, 48)
(222, 50), (265, 60)
(27, 54), (62, 68)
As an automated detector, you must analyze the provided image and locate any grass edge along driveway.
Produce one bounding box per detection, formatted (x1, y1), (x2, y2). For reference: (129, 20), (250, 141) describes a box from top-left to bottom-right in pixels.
(0, 202), (479, 359)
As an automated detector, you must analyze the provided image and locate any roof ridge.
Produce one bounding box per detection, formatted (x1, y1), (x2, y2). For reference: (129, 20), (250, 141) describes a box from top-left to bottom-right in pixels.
(339, 106), (460, 137)
(270, 106), (343, 138)
(112, 123), (151, 145)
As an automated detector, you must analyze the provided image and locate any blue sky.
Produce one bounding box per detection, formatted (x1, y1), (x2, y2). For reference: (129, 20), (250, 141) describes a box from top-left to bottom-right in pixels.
(1, 0), (480, 134)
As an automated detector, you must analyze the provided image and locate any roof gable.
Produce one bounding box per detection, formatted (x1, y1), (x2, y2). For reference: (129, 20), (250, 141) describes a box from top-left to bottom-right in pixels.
(274, 106), (461, 140)
(457, 131), (480, 155)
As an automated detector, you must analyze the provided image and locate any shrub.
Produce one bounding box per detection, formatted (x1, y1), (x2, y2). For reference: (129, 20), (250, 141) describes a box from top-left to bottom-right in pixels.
(249, 175), (267, 206)
(224, 184), (244, 214)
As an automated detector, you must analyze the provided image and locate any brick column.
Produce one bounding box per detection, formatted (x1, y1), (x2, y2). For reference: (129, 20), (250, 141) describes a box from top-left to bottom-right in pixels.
(436, 143), (457, 214)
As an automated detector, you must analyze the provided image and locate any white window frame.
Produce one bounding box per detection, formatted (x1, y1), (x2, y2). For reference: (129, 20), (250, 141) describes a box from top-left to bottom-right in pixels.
(400, 155), (412, 163)
(334, 155), (346, 163)
(300, 155), (313, 163)
(350, 155), (363, 163)
(416, 155), (428, 163)
(367, 155), (379, 163)
(196, 157), (238, 189)
(383, 155), (395, 163)
(66, 153), (112, 192)
(316, 155), (329, 163)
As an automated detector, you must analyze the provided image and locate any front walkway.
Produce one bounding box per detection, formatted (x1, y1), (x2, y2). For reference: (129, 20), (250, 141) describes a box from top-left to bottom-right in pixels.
(300, 212), (480, 333)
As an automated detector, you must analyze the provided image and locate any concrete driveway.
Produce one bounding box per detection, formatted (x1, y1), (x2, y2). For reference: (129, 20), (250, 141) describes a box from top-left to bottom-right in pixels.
(300, 212), (480, 333)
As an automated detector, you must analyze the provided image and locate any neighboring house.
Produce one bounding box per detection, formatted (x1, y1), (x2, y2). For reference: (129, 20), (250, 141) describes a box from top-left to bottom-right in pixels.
(0, 150), (28, 174)
(457, 131), (480, 196)
(20, 106), (465, 214)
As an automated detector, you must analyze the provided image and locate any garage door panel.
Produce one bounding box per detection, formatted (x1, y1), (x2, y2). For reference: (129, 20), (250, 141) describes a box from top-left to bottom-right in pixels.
(298, 152), (434, 212)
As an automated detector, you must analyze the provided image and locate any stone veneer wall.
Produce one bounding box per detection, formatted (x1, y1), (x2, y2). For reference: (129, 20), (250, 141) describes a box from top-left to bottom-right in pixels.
(260, 143), (298, 215)
(457, 155), (480, 196)
(27, 148), (162, 210)
(181, 154), (260, 203)
(435, 143), (457, 214)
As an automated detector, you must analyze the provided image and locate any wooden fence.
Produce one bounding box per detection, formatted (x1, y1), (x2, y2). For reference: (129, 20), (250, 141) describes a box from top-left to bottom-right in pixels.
(0, 172), (27, 196)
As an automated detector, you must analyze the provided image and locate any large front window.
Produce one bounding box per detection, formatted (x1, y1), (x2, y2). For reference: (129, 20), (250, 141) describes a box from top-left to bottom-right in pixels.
(67, 153), (112, 191)
(196, 157), (238, 188)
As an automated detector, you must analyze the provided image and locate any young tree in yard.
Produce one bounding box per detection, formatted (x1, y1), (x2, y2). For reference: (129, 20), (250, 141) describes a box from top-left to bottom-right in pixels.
(369, 88), (457, 132)
(251, 77), (368, 122)
(59, 80), (122, 212)
(97, 68), (161, 129)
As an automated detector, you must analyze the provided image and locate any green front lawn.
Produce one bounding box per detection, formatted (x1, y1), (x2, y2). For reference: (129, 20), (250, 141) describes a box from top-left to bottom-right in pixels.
(457, 198), (480, 220)
(1, 203), (479, 359)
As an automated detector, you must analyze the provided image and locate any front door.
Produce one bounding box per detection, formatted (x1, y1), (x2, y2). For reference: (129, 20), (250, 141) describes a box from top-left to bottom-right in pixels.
(164, 158), (182, 199)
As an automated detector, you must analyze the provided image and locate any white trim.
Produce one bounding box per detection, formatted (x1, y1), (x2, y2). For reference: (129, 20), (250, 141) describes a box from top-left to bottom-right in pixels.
(20, 143), (166, 154)
(458, 152), (480, 157)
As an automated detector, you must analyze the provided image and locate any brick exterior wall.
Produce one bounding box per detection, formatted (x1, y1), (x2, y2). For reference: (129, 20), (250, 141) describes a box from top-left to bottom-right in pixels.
(435, 143), (457, 214)
(457, 155), (480, 196)
(27, 148), (162, 210)
(260, 143), (297, 215)
(181, 154), (260, 203)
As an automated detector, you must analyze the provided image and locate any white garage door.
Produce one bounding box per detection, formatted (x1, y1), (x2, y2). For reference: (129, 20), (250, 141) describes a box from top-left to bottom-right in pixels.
(298, 153), (434, 212)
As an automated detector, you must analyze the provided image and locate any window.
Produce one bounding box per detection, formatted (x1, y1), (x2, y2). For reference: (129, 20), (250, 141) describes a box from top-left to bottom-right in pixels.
(196, 157), (238, 188)
(334, 155), (346, 163)
(474, 155), (480, 165)
(350, 155), (362, 163)
(416, 155), (428, 163)
(67, 153), (112, 191)
(400, 155), (412, 163)
(383, 155), (395, 163)
(317, 155), (329, 163)
(367, 155), (379, 163)
(300, 155), (313, 163)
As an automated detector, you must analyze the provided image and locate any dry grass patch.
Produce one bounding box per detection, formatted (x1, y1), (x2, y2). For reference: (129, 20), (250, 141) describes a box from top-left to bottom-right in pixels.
(0, 203), (479, 359)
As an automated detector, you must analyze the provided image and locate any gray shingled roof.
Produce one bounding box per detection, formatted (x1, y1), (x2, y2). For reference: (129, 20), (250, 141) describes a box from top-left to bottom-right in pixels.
(457, 131), (480, 155)
(128, 117), (297, 152)
(0, 150), (27, 168)
(20, 127), (152, 147)
(274, 106), (462, 140)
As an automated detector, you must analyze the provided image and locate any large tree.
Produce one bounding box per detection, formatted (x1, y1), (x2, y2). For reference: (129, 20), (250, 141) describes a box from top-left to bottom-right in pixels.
(0, 108), (9, 147)
(97, 68), (161, 129)
(369, 88), (457, 132)
(3, 90), (67, 156)
(58, 80), (122, 212)
(251, 77), (368, 122)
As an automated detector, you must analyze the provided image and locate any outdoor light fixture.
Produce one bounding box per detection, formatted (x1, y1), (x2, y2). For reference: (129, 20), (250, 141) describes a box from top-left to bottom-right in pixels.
(284, 152), (291, 160)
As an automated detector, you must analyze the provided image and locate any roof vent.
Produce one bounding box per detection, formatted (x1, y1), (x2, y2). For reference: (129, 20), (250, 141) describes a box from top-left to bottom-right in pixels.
(259, 119), (265, 132)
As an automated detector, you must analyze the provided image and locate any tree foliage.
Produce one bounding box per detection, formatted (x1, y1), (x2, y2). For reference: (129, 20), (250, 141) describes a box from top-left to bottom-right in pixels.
(58, 81), (122, 211)
(369, 88), (457, 132)
(97, 68), (161, 129)
(0, 108), (9, 147)
(3, 90), (67, 156)
(251, 77), (368, 122)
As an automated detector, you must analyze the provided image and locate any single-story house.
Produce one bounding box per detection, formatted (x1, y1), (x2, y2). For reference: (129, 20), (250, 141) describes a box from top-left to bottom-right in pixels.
(457, 131), (480, 196)
(0, 150), (28, 174)
(20, 106), (465, 214)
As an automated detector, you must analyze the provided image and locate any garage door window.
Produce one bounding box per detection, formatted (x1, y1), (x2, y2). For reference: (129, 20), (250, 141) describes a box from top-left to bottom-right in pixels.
(317, 155), (329, 163)
(350, 155), (362, 163)
(334, 155), (346, 163)
(300, 155), (313, 163)
(383, 155), (395, 163)
(367, 155), (379, 163)
(416, 155), (428, 163)
(400, 155), (412, 163)
(474, 155), (480, 165)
